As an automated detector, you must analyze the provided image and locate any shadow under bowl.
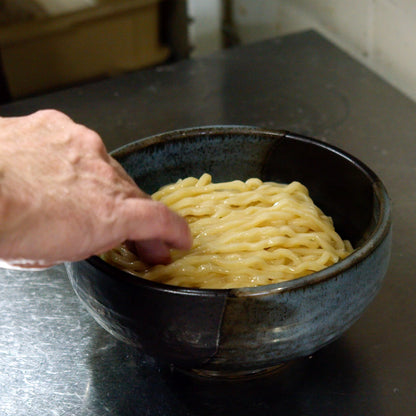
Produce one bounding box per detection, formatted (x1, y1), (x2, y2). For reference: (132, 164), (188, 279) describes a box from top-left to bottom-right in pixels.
(65, 126), (392, 377)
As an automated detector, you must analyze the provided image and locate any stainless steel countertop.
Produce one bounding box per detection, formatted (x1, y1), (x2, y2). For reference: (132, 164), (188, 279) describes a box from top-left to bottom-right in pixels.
(0, 30), (415, 415)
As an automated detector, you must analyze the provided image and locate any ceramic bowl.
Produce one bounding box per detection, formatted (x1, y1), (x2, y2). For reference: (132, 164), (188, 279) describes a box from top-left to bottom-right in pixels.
(65, 126), (392, 377)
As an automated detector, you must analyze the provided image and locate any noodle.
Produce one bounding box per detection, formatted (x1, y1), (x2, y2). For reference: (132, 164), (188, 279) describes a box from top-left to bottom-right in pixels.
(101, 174), (353, 289)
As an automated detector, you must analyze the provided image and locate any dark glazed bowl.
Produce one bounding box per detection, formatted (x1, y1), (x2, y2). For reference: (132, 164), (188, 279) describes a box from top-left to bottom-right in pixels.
(65, 126), (392, 377)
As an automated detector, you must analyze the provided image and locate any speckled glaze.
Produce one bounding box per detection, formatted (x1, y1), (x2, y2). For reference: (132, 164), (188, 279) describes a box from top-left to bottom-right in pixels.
(65, 126), (392, 376)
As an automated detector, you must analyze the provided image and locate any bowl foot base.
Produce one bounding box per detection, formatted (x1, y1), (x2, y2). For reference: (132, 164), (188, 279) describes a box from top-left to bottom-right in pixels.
(176, 363), (288, 380)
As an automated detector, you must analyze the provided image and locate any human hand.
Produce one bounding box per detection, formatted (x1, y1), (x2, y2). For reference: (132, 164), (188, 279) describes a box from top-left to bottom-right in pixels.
(0, 110), (192, 268)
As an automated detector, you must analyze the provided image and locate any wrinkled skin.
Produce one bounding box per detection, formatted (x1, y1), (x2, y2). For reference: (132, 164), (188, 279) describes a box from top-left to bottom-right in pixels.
(0, 110), (192, 269)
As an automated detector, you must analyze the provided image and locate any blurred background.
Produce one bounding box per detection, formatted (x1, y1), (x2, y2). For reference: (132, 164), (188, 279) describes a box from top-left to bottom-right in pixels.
(0, 0), (414, 103)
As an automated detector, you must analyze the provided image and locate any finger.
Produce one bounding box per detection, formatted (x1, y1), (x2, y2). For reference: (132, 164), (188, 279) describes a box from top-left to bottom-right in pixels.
(118, 199), (192, 251)
(134, 239), (172, 265)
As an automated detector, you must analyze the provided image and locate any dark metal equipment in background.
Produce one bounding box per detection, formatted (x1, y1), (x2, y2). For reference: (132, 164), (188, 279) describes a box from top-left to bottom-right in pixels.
(221, 0), (241, 49)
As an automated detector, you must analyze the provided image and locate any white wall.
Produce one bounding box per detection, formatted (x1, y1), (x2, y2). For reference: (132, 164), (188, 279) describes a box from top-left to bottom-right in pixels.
(187, 0), (222, 56)
(233, 0), (416, 102)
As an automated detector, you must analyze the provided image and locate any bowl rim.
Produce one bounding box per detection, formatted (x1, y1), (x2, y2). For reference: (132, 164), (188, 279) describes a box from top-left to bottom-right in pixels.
(84, 125), (392, 297)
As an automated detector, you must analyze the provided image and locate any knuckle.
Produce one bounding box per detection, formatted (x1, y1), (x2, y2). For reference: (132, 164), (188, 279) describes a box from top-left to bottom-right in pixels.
(78, 126), (106, 152)
(33, 109), (67, 121)
(96, 196), (118, 222)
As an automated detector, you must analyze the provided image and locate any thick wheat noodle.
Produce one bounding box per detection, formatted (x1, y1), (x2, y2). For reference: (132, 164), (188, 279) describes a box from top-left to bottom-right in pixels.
(101, 174), (353, 289)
